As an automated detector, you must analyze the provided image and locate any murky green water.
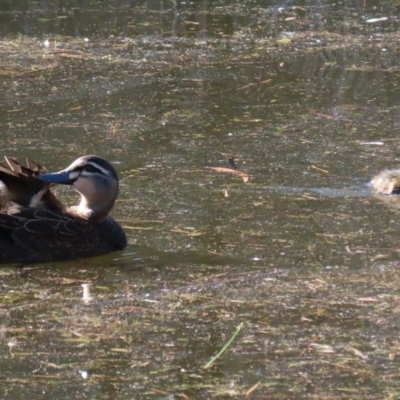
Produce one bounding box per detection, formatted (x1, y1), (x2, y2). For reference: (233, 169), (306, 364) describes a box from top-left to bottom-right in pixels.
(1, 0), (400, 398)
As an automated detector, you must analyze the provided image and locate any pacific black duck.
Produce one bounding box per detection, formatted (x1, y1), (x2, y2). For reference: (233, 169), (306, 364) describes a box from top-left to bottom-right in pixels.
(0, 155), (126, 263)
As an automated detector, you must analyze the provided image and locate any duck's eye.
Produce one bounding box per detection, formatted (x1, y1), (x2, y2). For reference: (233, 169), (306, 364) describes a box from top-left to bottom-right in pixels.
(83, 164), (99, 173)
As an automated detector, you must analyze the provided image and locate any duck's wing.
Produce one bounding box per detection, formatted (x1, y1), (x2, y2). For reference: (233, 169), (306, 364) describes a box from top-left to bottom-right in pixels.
(0, 157), (63, 211)
(24, 158), (48, 174)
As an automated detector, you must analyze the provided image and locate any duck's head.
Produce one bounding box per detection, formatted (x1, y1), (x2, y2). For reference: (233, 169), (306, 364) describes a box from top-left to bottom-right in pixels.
(36, 155), (120, 221)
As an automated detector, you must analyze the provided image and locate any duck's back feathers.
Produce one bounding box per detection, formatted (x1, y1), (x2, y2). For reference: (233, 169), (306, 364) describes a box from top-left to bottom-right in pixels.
(0, 207), (126, 263)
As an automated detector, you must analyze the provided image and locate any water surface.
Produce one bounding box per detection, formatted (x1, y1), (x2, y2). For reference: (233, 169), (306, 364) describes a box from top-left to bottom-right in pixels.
(1, 0), (400, 398)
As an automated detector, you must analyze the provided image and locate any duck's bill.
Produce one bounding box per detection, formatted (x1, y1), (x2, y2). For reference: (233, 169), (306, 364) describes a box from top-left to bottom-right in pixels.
(36, 170), (75, 185)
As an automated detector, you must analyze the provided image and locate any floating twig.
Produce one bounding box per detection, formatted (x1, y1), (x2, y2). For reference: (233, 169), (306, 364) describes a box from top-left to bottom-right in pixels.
(245, 381), (261, 396)
(205, 167), (250, 183)
(203, 322), (244, 369)
(311, 165), (329, 174)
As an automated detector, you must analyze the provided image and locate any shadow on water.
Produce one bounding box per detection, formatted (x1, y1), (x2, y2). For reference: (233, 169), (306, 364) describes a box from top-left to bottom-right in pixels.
(2, 0), (400, 398)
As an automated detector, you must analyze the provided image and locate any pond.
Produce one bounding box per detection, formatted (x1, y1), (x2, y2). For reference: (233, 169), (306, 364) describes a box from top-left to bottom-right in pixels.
(0, 0), (400, 398)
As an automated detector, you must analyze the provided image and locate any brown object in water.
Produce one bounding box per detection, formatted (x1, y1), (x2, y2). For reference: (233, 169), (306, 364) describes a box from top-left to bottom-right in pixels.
(370, 169), (400, 194)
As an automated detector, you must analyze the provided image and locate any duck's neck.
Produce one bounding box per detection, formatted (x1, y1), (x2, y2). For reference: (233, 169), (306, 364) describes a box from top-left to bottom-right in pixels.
(67, 196), (112, 222)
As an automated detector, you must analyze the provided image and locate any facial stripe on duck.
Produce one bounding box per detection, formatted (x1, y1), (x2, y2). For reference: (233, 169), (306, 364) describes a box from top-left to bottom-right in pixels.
(37, 155), (119, 222)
